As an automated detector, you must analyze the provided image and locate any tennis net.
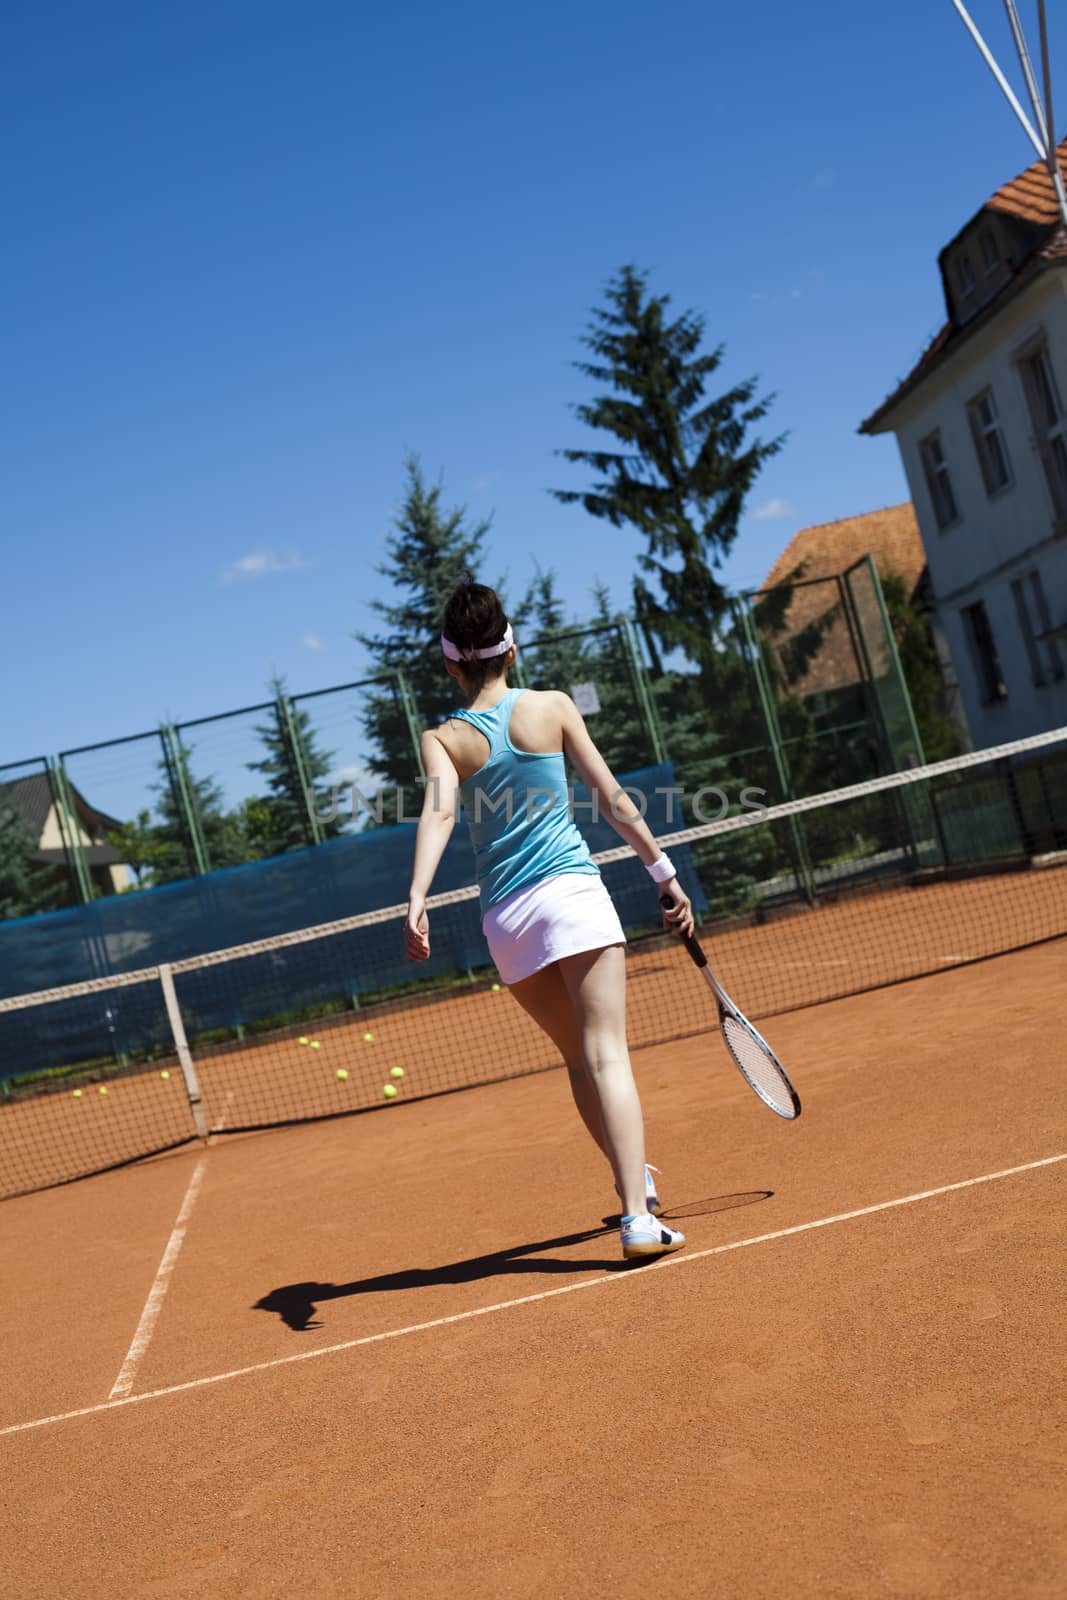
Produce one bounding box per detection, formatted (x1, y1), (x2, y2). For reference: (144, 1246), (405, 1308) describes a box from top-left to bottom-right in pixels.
(2, 727), (1065, 1199)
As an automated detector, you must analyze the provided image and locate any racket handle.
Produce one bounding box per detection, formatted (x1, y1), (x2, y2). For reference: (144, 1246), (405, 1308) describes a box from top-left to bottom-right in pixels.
(659, 891), (708, 968)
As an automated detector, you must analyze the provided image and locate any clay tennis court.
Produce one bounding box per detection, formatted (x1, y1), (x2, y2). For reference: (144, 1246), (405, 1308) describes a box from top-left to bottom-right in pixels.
(5, 865), (1066, 1197)
(3, 929), (1065, 1598)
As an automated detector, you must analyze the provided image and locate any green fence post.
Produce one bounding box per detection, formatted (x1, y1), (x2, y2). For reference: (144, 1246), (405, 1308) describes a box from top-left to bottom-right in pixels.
(618, 615), (667, 765)
(277, 695), (324, 845)
(50, 758), (94, 904)
(394, 668), (425, 779)
(161, 724), (209, 875)
(510, 645), (530, 689)
(737, 600), (816, 903)
(865, 554), (926, 769)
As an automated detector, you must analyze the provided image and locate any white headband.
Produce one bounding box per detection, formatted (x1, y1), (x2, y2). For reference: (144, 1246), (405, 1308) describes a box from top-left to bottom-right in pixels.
(440, 621), (514, 663)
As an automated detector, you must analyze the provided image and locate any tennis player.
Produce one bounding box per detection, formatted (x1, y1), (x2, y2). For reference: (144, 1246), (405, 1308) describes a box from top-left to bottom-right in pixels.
(405, 579), (693, 1260)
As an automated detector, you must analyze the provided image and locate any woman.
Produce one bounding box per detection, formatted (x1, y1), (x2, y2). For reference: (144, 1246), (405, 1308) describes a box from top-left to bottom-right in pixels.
(404, 580), (693, 1260)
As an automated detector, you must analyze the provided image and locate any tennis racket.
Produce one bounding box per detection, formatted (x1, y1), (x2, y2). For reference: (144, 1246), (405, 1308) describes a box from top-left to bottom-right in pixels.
(661, 893), (801, 1120)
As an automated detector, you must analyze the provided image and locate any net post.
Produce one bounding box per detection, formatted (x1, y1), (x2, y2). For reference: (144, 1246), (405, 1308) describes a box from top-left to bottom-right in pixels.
(277, 694), (324, 845)
(158, 963), (209, 1143)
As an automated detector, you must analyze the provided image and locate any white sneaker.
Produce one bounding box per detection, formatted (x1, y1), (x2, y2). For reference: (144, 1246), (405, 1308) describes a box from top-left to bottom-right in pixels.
(620, 1212), (686, 1260)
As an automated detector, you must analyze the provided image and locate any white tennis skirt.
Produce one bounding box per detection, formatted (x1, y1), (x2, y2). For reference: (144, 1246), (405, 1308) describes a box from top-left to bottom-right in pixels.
(483, 871), (626, 986)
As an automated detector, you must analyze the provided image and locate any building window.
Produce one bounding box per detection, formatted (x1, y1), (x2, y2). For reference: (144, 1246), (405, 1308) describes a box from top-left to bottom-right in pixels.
(962, 601), (1007, 705)
(967, 388), (1012, 495)
(1019, 342), (1067, 521)
(956, 254), (976, 298)
(1012, 569), (1065, 687)
(980, 228), (1000, 274)
(920, 431), (960, 529)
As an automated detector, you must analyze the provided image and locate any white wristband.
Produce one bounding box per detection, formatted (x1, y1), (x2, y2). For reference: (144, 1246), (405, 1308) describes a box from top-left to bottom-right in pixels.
(646, 854), (676, 884)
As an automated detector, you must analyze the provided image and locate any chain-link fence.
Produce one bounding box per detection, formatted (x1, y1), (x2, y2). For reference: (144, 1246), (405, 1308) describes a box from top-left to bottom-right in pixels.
(3, 566), (920, 920)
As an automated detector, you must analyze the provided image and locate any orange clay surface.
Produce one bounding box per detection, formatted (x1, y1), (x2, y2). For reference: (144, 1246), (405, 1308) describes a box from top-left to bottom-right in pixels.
(5, 864), (1065, 1200)
(1, 938), (1065, 1598)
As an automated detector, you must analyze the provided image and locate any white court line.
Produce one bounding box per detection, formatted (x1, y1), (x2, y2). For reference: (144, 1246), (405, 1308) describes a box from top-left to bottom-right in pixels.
(107, 1154), (208, 1401)
(5, 1150), (1063, 1440)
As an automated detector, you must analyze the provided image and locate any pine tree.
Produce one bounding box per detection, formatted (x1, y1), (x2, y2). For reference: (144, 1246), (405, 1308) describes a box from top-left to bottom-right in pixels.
(245, 676), (343, 855)
(107, 808), (170, 888)
(880, 572), (966, 763)
(149, 738), (248, 883)
(0, 798), (65, 919)
(355, 457), (495, 815)
(553, 266), (792, 912)
(514, 566), (594, 699)
(553, 264), (785, 665)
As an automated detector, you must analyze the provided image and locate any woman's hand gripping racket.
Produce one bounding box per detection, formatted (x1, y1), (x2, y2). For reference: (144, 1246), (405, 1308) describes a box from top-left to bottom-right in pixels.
(661, 892), (801, 1120)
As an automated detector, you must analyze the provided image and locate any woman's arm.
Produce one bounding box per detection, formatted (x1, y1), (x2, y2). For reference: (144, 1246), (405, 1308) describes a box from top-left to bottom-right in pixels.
(404, 731), (460, 961)
(555, 692), (694, 937)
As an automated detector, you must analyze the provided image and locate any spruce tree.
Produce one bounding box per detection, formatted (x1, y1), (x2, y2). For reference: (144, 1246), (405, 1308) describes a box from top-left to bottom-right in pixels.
(245, 676), (343, 854)
(149, 738), (247, 882)
(880, 572), (965, 763)
(514, 566), (595, 701)
(355, 457), (494, 814)
(0, 798), (65, 919)
(553, 264), (785, 664)
(553, 266), (793, 911)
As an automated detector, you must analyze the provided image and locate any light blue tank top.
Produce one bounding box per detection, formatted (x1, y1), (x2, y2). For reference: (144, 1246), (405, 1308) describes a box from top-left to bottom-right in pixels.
(450, 688), (598, 911)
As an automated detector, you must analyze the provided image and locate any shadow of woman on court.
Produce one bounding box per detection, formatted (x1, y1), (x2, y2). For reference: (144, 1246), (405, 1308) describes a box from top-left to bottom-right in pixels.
(253, 1192), (773, 1332)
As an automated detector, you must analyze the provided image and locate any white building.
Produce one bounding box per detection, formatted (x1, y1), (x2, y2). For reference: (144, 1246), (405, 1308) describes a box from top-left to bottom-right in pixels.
(861, 141), (1067, 750)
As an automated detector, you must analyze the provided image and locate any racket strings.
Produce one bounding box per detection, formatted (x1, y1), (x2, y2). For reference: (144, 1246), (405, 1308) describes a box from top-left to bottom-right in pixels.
(721, 1013), (798, 1119)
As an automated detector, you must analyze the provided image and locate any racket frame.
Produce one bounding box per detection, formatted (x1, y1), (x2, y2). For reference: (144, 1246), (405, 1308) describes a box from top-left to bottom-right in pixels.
(661, 895), (802, 1120)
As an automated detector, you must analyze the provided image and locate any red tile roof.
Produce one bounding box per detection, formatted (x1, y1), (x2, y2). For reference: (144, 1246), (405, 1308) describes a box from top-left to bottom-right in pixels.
(861, 140), (1067, 433)
(760, 503), (925, 592)
(757, 505), (925, 697)
(987, 137), (1067, 224)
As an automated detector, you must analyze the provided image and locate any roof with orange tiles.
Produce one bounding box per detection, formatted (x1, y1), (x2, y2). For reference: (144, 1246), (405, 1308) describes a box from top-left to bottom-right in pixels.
(757, 505), (926, 697)
(760, 503), (925, 593)
(860, 141), (1067, 434)
(987, 137), (1067, 224)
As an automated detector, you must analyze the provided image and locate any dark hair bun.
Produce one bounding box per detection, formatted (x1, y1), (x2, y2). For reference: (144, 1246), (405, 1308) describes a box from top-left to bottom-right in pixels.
(442, 578), (508, 655)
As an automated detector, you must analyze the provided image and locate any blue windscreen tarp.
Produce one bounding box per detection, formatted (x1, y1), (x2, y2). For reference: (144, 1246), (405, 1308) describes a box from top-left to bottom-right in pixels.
(0, 763), (703, 1006)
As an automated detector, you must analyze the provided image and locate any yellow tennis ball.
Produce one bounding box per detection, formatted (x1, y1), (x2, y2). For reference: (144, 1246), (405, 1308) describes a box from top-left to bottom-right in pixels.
(390, 1066), (404, 1079)
(72, 1089), (82, 1098)
(98, 1086), (109, 1096)
(309, 1041), (320, 1050)
(383, 1084), (397, 1099)
(298, 1036), (309, 1046)
(160, 1070), (170, 1081)
(336, 1068), (349, 1081)
(363, 1032), (374, 1043)
(491, 983), (502, 992)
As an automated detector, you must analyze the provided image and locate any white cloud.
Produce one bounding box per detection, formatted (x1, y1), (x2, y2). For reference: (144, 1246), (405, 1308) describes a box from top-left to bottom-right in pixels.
(220, 547), (308, 584)
(302, 633), (325, 652)
(752, 497), (794, 522)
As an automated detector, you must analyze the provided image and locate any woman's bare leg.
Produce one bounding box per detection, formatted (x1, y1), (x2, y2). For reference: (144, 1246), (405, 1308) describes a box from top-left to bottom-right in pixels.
(556, 945), (647, 1219)
(507, 963), (610, 1163)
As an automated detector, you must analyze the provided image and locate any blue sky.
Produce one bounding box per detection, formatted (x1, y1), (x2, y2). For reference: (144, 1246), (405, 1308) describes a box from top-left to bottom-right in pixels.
(4, 0), (1064, 797)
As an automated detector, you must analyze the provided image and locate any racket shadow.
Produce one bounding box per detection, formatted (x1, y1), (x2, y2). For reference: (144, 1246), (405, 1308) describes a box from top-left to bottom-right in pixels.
(600, 1190), (774, 1228)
